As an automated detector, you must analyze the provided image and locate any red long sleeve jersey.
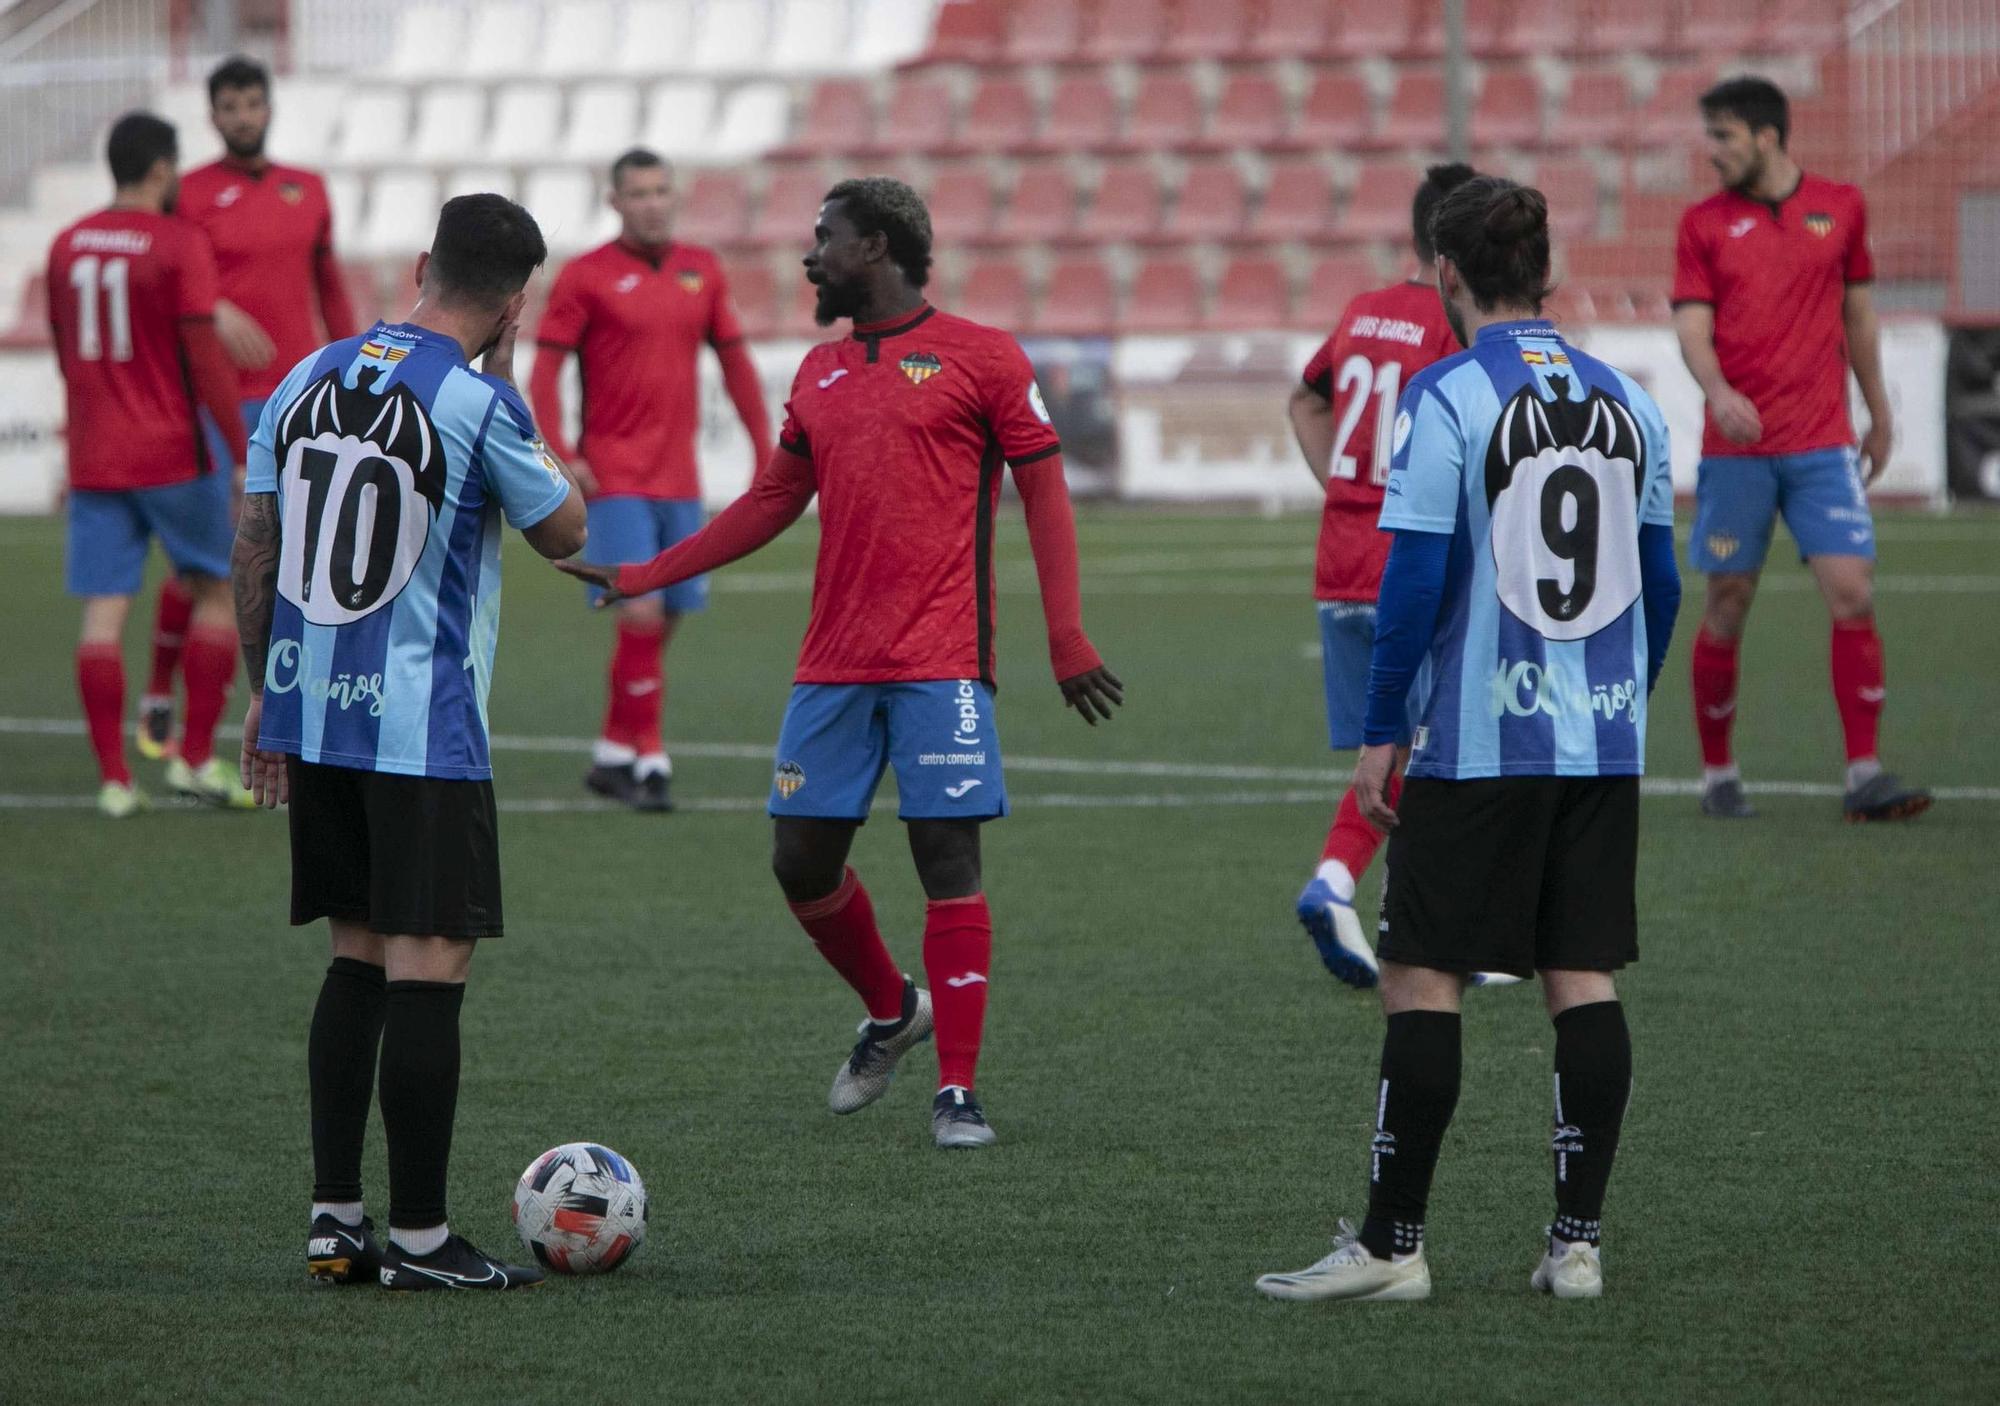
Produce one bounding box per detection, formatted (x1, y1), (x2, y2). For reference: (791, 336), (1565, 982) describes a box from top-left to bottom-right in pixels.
(778, 304), (1061, 685)
(1301, 279), (1459, 602)
(535, 239), (743, 499)
(1672, 174), (1873, 457)
(47, 208), (222, 491)
(179, 159), (353, 400)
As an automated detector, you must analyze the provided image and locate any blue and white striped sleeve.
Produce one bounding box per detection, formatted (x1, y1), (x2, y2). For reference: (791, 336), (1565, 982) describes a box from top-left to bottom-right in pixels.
(1378, 379), (1464, 535)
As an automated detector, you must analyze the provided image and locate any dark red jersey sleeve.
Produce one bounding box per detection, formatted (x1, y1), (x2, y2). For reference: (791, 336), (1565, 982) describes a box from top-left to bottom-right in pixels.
(1013, 452), (1102, 680)
(536, 260), (590, 351)
(776, 361), (813, 459)
(527, 342), (577, 461)
(614, 444), (816, 597)
(174, 229), (245, 462)
(979, 336), (1060, 466)
(1301, 332), (1336, 397)
(174, 225), (221, 320)
(1672, 208), (1714, 305)
(1844, 194), (1875, 284)
(705, 260), (745, 349)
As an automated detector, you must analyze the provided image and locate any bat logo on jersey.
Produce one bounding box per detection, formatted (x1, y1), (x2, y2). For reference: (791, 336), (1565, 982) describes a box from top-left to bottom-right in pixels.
(272, 365), (450, 627)
(900, 352), (943, 386)
(676, 270), (704, 294)
(1484, 378), (1646, 642)
(1805, 212), (1835, 237)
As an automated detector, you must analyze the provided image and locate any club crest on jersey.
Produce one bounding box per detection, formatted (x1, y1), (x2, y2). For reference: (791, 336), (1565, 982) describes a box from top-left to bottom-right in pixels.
(900, 352), (943, 386)
(1706, 531), (1741, 561)
(272, 365), (450, 627)
(676, 270), (704, 294)
(774, 760), (806, 798)
(279, 182), (305, 204)
(1805, 212), (1835, 237)
(1484, 377), (1647, 642)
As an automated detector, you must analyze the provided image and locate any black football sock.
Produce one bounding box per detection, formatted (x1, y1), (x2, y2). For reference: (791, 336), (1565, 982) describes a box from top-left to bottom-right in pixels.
(379, 980), (465, 1231)
(308, 957), (387, 1204)
(1360, 1010), (1462, 1260)
(1551, 1000), (1632, 1246)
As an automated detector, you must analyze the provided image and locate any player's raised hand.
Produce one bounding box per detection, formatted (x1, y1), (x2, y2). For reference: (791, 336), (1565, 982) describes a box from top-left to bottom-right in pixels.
(1353, 743), (1402, 831)
(1858, 414), (1894, 485)
(1710, 385), (1763, 445)
(238, 693), (289, 808)
(214, 298), (275, 371)
(1059, 665), (1123, 725)
(482, 313), (522, 385)
(554, 556), (625, 607)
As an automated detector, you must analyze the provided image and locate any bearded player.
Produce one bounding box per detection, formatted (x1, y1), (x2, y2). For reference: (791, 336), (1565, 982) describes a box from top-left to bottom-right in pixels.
(531, 148), (773, 812)
(138, 55), (358, 772)
(560, 178), (1121, 1149)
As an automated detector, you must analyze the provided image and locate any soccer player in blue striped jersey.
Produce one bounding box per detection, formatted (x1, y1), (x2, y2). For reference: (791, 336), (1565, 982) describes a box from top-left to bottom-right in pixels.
(1257, 178), (1681, 1305)
(231, 193), (587, 1291)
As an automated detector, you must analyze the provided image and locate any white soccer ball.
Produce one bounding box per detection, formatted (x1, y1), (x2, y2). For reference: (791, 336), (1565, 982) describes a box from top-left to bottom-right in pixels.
(512, 1142), (648, 1275)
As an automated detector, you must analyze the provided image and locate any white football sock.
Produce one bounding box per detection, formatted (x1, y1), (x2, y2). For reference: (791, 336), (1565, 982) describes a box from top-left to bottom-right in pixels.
(1702, 764), (1741, 789)
(1846, 757), (1882, 790)
(1314, 859), (1358, 903)
(390, 1222), (449, 1256)
(634, 751), (672, 780)
(592, 739), (637, 768)
(312, 1201), (363, 1227)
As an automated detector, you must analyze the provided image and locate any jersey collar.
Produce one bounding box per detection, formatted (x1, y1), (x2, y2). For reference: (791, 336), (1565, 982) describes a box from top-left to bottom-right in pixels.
(616, 236), (676, 270)
(374, 321), (464, 364)
(1474, 318), (1560, 343)
(850, 303), (934, 341)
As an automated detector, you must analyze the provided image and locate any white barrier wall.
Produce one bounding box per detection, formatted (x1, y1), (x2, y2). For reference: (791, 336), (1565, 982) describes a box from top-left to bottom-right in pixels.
(0, 321), (1950, 514)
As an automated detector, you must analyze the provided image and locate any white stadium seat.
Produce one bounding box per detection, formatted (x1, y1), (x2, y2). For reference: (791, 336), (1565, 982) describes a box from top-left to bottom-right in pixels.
(617, 2), (698, 75)
(466, 2), (543, 78)
(523, 168), (599, 254)
(541, 0), (619, 77)
(641, 80), (719, 160)
(31, 163), (106, 224)
(768, 0), (850, 74)
(324, 171), (364, 254)
(690, 0), (770, 74)
(705, 82), (789, 162)
(359, 170), (439, 259)
(333, 87), (412, 166)
(486, 84), (565, 164)
(847, 0), (941, 72)
(387, 6), (464, 79)
(443, 167), (519, 202)
(563, 82), (642, 164)
(268, 79), (347, 166)
(410, 87), (487, 163)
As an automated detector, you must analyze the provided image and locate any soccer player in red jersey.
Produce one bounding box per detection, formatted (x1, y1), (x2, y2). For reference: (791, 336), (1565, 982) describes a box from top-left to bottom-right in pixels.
(1287, 164), (1479, 989)
(530, 148), (773, 812)
(138, 56), (358, 765)
(46, 112), (250, 816)
(560, 178), (1122, 1148)
(1673, 77), (1930, 822)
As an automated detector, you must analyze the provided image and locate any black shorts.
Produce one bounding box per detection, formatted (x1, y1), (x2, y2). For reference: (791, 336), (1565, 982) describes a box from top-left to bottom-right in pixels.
(287, 758), (504, 939)
(1378, 775), (1639, 980)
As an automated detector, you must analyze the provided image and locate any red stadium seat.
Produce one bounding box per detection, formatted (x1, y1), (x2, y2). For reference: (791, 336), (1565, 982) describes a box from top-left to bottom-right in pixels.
(1580, 7), (1671, 57)
(1529, 157), (1603, 242)
(1329, 5), (1416, 59)
(999, 163), (1081, 243)
(1037, 72), (1120, 152)
(751, 165), (830, 245)
(1300, 253), (1380, 329)
(1762, 0), (1843, 52)
(678, 169), (753, 247)
(920, 0), (1005, 64)
(1035, 257), (1116, 335)
(956, 256), (1031, 328)
(1119, 70), (1203, 152)
(1290, 69), (1374, 149)
(1076, 161), (1164, 243)
(1165, 0), (1250, 60)
(1252, 158), (1339, 241)
(961, 75), (1037, 155)
(1210, 256), (1290, 329)
(1337, 161), (1421, 243)
(1083, 0), (1166, 61)
(1412, 0), (1513, 58)
(1162, 159), (1249, 243)
(1202, 70), (1287, 151)
(0, 272), (49, 349)
(1378, 69), (1449, 151)
(1470, 68), (1545, 149)
(1004, 0), (1087, 64)
(1635, 67), (1709, 149)
(1556, 67), (1636, 148)
(1250, 0), (1331, 59)
(781, 79), (874, 158)
(927, 165), (996, 245)
(869, 74), (957, 157)
(1122, 256), (1203, 333)
(723, 258), (778, 339)
(1684, 0), (1771, 54)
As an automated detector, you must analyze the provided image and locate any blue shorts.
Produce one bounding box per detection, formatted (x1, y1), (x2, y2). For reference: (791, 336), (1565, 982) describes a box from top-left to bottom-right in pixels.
(66, 470), (235, 597)
(768, 680), (1009, 822)
(1318, 600), (1409, 750)
(1690, 446), (1875, 574)
(584, 497), (709, 612)
(201, 397), (265, 473)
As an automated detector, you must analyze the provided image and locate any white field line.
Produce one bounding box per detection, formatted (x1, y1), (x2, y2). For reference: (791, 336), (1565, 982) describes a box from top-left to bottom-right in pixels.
(701, 570), (2000, 597)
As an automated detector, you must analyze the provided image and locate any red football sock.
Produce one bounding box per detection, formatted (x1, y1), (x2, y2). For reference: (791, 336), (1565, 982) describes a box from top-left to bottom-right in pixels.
(146, 577), (194, 699)
(1690, 627), (1741, 769)
(923, 894), (992, 1092)
(76, 642), (130, 786)
(1319, 772), (1403, 874)
(178, 626), (238, 769)
(1830, 616), (1886, 764)
(788, 868), (905, 1022)
(603, 617), (665, 752)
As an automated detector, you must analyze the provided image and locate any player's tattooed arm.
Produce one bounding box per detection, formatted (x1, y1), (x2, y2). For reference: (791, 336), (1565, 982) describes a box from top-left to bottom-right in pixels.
(232, 491), (282, 689)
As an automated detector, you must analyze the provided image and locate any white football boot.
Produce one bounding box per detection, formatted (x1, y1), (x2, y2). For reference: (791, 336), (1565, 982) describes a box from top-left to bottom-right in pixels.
(1530, 1236), (1604, 1299)
(828, 979), (933, 1114)
(1254, 1219), (1431, 1302)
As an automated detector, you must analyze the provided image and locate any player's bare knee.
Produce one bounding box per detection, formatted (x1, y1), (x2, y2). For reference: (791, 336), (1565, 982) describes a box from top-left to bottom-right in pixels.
(1542, 968), (1618, 1018)
(907, 819), (981, 900)
(1811, 558), (1875, 620)
(1378, 961), (1465, 1015)
(1701, 575), (1757, 638)
(770, 820), (852, 903)
(384, 934), (475, 984)
(328, 919), (386, 969)
(79, 595), (130, 644)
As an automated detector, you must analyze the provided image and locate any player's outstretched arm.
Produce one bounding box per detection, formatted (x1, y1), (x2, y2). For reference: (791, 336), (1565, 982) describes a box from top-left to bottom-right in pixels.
(230, 492), (289, 808)
(715, 339), (776, 469)
(557, 444), (817, 606)
(1014, 454), (1123, 725)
